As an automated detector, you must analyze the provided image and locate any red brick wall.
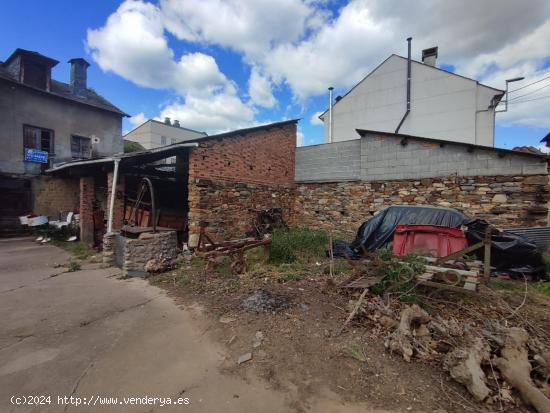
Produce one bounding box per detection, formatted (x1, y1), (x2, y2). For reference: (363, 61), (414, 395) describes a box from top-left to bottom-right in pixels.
(80, 177), (95, 246)
(188, 122), (296, 185)
(107, 172), (125, 230)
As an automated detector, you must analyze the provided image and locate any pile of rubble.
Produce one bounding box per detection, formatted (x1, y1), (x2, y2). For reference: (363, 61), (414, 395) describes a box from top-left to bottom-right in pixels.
(353, 297), (550, 412)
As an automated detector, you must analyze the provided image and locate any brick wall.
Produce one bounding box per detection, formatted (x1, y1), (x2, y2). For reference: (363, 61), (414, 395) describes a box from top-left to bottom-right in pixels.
(80, 176), (95, 246)
(107, 172), (125, 230)
(188, 122), (296, 185)
(32, 176), (79, 218)
(293, 174), (549, 236)
(188, 178), (295, 245)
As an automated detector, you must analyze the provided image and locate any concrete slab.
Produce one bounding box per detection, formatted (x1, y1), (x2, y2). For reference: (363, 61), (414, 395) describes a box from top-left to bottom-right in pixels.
(0, 239), (385, 413)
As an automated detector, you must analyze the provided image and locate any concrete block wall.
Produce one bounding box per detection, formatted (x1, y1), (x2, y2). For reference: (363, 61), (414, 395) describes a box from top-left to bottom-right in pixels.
(362, 133), (547, 181)
(295, 140), (361, 182)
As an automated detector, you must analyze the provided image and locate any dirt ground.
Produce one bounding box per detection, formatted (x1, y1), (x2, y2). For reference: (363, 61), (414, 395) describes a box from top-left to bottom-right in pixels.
(148, 254), (550, 413)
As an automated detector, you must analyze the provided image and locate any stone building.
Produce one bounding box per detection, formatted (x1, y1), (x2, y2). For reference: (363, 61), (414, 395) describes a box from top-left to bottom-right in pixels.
(0, 48), (127, 232)
(46, 120), (297, 247)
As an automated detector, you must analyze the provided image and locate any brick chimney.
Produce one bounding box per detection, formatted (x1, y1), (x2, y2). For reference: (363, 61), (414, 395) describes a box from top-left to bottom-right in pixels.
(68, 58), (90, 96)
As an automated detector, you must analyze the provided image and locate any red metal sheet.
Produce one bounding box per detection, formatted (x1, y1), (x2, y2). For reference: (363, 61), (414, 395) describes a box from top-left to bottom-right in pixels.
(392, 224), (468, 257)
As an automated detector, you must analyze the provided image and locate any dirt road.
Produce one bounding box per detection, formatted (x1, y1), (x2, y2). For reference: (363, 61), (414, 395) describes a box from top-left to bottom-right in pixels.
(0, 238), (388, 413)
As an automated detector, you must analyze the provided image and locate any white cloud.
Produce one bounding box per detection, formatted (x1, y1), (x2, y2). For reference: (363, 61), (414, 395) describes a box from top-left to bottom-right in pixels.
(248, 67), (276, 108)
(89, 0), (550, 132)
(128, 112), (147, 128)
(159, 0), (315, 58)
(159, 94), (255, 133)
(87, 0), (256, 133)
(310, 111), (324, 125)
(296, 130), (305, 147)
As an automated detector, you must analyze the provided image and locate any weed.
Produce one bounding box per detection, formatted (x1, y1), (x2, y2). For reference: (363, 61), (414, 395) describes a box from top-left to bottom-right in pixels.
(67, 259), (81, 272)
(533, 282), (550, 297)
(270, 228), (328, 264)
(52, 241), (97, 261)
(371, 252), (426, 296)
(228, 280), (241, 292)
(177, 275), (192, 287)
(345, 345), (368, 362)
(215, 257), (233, 278)
(189, 257), (206, 268)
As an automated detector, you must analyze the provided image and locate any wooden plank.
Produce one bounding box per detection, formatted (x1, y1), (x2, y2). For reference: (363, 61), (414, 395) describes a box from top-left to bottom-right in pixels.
(435, 242), (483, 265)
(424, 265), (477, 277)
(417, 279), (478, 294)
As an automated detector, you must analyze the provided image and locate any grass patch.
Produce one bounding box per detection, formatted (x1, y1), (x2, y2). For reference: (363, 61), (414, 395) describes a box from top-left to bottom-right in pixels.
(215, 257), (233, 278)
(345, 345), (368, 362)
(533, 282), (550, 297)
(67, 259), (81, 272)
(270, 228), (329, 264)
(52, 241), (98, 262)
(371, 250), (426, 296)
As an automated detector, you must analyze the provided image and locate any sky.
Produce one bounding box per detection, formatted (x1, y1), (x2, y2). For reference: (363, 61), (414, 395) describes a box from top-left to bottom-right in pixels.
(1, 0), (550, 150)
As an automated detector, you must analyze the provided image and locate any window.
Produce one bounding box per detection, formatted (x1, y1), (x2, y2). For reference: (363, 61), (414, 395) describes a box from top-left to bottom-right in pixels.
(171, 138), (176, 145)
(71, 135), (92, 159)
(160, 136), (167, 145)
(23, 125), (54, 153)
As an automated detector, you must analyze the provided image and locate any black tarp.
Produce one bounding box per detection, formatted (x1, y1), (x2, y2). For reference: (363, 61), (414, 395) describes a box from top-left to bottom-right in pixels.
(334, 205), (546, 279)
(349, 205), (471, 253)
(466, 220), (545, 279)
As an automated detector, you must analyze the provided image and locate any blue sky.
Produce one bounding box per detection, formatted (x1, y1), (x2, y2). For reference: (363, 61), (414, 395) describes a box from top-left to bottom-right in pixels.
(1, 0), (549, 149)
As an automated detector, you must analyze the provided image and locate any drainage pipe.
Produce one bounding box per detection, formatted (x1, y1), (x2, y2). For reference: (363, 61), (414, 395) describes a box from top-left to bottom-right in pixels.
(328, 86), (334, 143)
(395, 37), (412, 133)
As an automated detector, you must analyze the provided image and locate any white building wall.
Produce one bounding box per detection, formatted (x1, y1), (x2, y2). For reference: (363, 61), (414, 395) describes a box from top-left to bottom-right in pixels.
(125, 120), (206, 150)
(323, 55), (500, 146)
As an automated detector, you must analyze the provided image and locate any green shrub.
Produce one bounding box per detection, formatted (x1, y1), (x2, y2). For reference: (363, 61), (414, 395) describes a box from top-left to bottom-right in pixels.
(67, 259), (81, 272)
(371, 251), (426, 295)
(269, 228), (329, 264)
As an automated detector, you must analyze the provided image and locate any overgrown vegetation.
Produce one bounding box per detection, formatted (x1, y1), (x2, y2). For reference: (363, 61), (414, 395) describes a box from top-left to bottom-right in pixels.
(490, 278), (550, 299)
(67, 259), (81, 272)
(51, 241), (100, 262)
(269, 227), (329, 264)
(371, 249), (426, 296)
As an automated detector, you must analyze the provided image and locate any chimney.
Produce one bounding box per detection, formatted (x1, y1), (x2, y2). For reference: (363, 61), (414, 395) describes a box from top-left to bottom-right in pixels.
(68, 58), (90, 96)
(164, 117), (171, 125)
(173, 119), (180, 128)
(422, 47), (438, 67)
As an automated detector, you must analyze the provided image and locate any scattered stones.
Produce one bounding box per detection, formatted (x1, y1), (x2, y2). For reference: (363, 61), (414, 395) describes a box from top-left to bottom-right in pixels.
(237, 353), (252, 365)
(219, 315), (237, 324)
(241, 289), (292, 313)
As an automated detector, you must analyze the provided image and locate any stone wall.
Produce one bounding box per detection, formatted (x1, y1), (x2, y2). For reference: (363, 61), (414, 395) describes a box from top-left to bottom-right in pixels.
(188, 178), (294, 245)
(293, 174), (549, 236)
(32, 176), (79, 218)
(295, 140), (361, 182)
(122, 231), (178, 277)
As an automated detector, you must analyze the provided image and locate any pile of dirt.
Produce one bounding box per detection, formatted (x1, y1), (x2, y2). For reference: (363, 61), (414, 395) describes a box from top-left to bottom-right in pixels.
(241, 289), (293, 313)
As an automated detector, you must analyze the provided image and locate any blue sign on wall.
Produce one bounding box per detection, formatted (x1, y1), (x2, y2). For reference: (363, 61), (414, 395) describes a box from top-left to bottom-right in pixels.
(24, 149), (49, 164)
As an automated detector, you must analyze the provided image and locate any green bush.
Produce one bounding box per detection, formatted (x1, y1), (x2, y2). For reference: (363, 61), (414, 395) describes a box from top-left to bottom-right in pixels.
(269, 227), (329, 264)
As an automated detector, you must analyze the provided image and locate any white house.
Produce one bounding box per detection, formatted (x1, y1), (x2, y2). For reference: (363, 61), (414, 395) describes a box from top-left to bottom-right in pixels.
(125, 118), (206, 150)
(320, 48), (504, 147)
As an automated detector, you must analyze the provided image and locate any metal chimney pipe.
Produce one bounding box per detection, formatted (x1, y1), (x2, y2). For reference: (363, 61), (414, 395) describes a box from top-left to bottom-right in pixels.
(395, 37), (412, 133)
(328, 86), (334, 143)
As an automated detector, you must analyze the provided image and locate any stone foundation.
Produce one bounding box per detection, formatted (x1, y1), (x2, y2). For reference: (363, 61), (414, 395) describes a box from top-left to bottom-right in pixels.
(188, 178), (294, 245)
(122, 231), (178, 277)
(293, 174), (549, 236)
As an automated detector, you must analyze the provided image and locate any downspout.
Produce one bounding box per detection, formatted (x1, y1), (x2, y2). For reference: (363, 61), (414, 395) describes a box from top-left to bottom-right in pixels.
(107, 158), (120, 234)
(328, 86), (334, 143)
(395, 37), (412, 133)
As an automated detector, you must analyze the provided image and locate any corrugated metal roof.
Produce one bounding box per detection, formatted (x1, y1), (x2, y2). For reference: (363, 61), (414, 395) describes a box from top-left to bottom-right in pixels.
(506, 226), (550, 252)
